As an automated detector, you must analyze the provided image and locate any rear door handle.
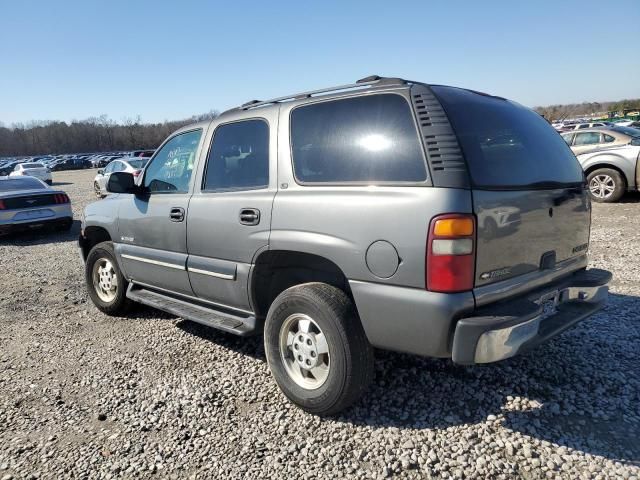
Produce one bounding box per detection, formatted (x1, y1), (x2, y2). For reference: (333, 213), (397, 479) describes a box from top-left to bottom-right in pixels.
(169, 207), (185, 222)
(239, 208), (260, 225)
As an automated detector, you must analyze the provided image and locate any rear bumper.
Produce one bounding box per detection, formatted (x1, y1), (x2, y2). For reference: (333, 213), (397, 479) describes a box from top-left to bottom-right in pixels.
(0, 216), (73, 234)
(452, 268), (611, 365)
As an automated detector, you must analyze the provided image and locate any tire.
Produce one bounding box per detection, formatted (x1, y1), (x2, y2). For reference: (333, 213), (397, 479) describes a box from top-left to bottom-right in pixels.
(264, 282), (374, 416)
(587, 168), (626, 203)
(85, 241), (131, 315)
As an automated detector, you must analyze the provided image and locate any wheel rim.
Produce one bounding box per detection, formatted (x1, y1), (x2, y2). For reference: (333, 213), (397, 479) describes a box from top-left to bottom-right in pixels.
(94, 182), (101, 197)
(92, 258), (118, 303)
(589, 174), (615, 199)
(279, 313), (330, 390)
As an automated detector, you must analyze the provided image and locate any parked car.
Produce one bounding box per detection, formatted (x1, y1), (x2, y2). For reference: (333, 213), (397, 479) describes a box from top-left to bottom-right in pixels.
(0, 161), (24, 176)
(560, 122), (609, 131)
(610, 119), (634, 127)
(93, 157), (148, 197)
(575, 140), (640, 202)
(0, 176), (72, 235)
(9, 162), (52, 185)
(561, 126), (639, 155)
(51, 158), (92, 171)
(79, 76), (611, 415)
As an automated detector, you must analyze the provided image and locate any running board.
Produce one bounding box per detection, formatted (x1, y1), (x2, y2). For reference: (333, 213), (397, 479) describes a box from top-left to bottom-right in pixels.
(126, 285), (258, 336)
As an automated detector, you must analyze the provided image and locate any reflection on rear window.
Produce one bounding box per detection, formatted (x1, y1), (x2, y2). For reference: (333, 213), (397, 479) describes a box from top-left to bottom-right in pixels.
(23, 163), (44, 168)
(0, 178), (46, 191)
(431, 86), (584, 188)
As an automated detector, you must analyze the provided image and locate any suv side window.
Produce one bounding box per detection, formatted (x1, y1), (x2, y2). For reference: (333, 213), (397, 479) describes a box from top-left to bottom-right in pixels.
(144, 129), (202, 193)
(203, 120), (269, 191)
(290, 94), (427, 183)
(574, 132), (601, 145)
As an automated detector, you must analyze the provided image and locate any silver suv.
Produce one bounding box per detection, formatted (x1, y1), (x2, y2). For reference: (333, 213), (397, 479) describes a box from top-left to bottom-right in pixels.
(80, 76), (611, 415)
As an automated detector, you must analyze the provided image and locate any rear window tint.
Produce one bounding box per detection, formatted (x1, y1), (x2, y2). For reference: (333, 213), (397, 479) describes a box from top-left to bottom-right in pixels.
(291, 94), (427, 183)
(0, 178), (46, 191)
(431, 86), (584, 188)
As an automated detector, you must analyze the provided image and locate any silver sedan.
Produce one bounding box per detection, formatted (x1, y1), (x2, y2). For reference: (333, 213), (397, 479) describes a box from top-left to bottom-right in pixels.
(0, 176), (73, 235)
(93, 157), (148, 198)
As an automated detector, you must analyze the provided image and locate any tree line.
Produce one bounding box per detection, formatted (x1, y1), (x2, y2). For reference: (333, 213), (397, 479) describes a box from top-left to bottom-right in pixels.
(535, 98), (640, 122)
(0, 111), (219, 157)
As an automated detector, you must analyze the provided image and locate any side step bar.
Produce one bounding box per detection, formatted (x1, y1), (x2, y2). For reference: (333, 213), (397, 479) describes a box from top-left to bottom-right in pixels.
(126, 285), (258, 336)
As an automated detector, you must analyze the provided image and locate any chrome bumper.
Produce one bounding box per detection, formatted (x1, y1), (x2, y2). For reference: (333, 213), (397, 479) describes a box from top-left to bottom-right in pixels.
(452, 268), (611, 365)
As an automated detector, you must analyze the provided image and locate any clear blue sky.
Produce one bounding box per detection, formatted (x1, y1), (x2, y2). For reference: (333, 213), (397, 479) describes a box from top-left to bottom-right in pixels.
(1, 0), (638, 125)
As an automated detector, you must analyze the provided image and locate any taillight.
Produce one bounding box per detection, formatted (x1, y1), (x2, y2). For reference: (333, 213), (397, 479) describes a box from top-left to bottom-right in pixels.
(0, 199), (5, 210)
(426, 214), (476, 293)
(53, 193), (70, 204)
(132, 170), (141, 177)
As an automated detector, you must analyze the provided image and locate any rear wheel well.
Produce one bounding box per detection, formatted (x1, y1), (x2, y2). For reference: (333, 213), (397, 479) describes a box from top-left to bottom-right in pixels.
(81, 226), (111, 260)
(584, 164), (628, 186)
(251, 251), (352, 319)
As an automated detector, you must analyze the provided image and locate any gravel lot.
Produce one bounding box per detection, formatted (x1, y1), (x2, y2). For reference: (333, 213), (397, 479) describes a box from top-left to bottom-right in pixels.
(0, 169), (638, 480)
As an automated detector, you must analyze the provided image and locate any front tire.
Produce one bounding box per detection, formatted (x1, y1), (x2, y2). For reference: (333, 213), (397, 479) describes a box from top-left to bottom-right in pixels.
(264, 283), (374, 416)
(85, 241), (131, 315)
(587, 168), (625, 203)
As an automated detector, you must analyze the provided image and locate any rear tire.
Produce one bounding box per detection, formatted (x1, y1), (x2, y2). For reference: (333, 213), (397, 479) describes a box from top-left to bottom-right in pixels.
(587, 168), (625, 203)
(85, 241), (131, 315)
(264, 283), (374, 416)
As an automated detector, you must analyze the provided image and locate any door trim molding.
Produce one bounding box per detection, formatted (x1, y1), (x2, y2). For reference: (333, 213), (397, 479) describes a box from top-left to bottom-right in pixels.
(187, 267), (235, 280)
(121, 254), (184, 270)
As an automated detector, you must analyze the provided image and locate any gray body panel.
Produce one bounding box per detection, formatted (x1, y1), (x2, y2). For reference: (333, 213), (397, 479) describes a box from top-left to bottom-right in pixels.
(186, 108), (279, 311)
(473, 188), (591, 288)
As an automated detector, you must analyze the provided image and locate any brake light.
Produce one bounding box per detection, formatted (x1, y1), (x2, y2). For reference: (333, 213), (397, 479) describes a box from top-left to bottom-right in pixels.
(132, 170), (141, 177)
(426, 214), (476, 293)
(53, 193), (70, 204)
(0, 200), (5, 210)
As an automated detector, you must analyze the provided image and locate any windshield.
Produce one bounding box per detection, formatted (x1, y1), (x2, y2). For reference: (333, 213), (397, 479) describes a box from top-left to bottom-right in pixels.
(611, 126), (640, 138)
(0, 177), (46, 191)
(431, 86), (584, 189)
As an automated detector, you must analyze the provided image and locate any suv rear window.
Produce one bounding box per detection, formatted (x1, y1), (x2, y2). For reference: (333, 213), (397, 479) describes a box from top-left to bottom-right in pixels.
(431, 86), (584, 189)
(290, 94), (427, 183)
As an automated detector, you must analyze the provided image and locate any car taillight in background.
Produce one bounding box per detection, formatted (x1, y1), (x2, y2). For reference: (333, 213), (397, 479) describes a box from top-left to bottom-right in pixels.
(0, 199), (5, 210)
(132, 170), (141, 177)
(426, 214), (476, 293)
(53, 193), (70, 204)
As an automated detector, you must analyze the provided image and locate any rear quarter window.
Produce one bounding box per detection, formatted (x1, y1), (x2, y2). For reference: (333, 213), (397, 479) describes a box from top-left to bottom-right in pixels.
(290, 94), (427, 184)
(431, 86), (584, 188)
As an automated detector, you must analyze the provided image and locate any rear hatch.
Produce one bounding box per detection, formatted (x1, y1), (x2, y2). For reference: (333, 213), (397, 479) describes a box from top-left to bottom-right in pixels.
(431, 86), (590, 292)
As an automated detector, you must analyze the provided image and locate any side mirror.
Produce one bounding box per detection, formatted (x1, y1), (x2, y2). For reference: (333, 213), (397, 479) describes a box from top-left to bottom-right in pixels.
(107, 171), (138, 194)
(97, 169), (104, 175)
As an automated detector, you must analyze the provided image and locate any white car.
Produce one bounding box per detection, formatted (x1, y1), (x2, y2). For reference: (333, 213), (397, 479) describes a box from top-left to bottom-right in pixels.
(9, 162), (52, 185)
(611, 119), (634, 127)
(93, 157), (148, 197)
(0, 176), (72, 234)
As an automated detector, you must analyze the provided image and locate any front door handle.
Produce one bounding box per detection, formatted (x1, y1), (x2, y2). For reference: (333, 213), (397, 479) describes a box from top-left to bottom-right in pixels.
(239, 208), (260, 226)
(169, 207), (185, 222)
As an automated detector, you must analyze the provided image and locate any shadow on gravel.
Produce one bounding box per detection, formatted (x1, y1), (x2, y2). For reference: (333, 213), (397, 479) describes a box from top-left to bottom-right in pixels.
(51, 181), (74, 186)
(619, 191), (640, 203)
(176, 319), (265, 360)
(0, 220), (81, 245)
(336, 292), (639, 465)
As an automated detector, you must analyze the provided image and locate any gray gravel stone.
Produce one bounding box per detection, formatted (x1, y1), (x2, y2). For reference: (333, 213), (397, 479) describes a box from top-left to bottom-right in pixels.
(0, 170), (638, 479)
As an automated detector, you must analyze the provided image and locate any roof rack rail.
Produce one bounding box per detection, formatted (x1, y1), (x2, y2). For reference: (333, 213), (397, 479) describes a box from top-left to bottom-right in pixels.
(222, 76), (408, 115)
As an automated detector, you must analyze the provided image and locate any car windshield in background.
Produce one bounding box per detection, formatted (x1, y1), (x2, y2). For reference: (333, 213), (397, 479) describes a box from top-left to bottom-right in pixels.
(22, 163), (44, 169)
(611, 126), (640, 138)
(128, 159), (146, 169)
(431, 86), (584, 189)
(0, 177), (46, 191)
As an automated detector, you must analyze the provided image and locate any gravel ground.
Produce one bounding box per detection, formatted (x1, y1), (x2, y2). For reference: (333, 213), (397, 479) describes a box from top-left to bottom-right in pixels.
(0, 169), (638, 480)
